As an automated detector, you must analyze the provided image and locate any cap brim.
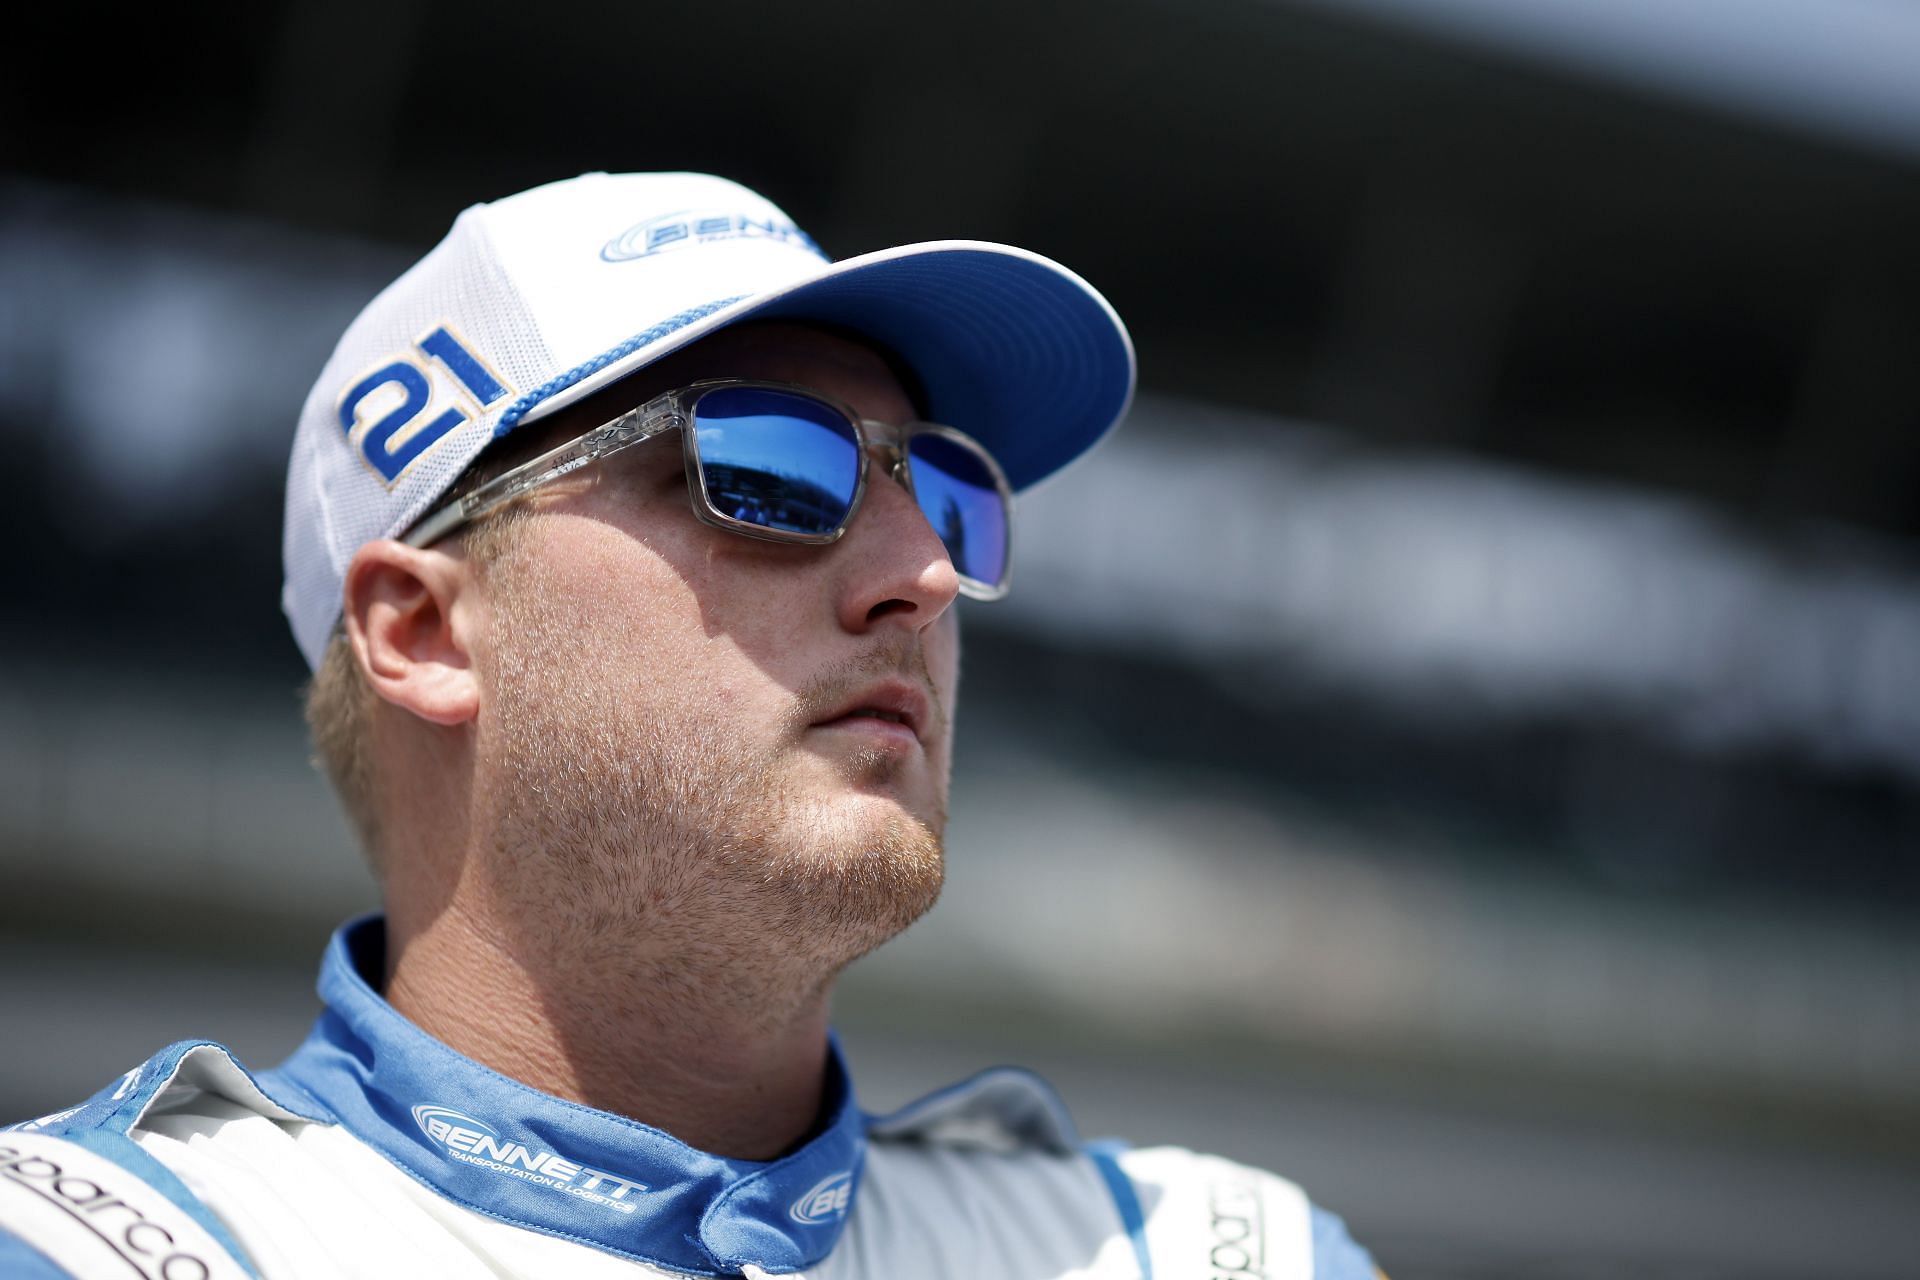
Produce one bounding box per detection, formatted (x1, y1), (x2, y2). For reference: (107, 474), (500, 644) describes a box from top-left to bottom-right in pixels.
(499, 240), (1136, 492)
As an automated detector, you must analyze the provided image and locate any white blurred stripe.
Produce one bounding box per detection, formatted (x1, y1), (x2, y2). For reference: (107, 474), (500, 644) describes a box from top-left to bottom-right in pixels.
(1013, 395), (1920, 777)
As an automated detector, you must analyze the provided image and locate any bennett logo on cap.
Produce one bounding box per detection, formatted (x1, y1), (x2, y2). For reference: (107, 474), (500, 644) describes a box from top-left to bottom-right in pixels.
(602, 210), (819, 263)
(282, 170), (1136, 672)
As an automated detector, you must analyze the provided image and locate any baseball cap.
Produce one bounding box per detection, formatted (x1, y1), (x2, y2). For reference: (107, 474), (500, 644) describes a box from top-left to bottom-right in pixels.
(282, 171), (1136, 670)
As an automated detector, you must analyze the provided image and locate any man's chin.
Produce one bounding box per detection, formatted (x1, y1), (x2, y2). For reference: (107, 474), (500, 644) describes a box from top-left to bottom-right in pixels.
(747, 807), (947, 959)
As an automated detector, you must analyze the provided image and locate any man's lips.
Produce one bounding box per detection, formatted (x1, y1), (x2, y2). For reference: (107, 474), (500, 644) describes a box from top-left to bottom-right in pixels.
(808, 680), (930, 744)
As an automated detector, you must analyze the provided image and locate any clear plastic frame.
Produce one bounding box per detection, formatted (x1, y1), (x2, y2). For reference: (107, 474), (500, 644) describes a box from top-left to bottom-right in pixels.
(402, 379), (1014, 600)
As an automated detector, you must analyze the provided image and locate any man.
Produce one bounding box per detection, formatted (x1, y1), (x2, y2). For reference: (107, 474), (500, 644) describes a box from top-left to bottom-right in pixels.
(1, 172), (1381, 1279)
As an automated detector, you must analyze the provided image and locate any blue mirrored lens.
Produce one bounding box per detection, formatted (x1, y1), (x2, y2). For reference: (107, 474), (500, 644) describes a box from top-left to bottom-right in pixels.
(691, 388), (860, 536)
(908, 433), (1008, 588)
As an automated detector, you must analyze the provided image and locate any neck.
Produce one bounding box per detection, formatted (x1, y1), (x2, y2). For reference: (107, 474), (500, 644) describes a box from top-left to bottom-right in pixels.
(382, 893), (835, 1160)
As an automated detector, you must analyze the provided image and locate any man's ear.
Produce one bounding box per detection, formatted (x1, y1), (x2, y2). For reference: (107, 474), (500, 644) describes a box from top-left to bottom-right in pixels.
(343, 539), (483, 727)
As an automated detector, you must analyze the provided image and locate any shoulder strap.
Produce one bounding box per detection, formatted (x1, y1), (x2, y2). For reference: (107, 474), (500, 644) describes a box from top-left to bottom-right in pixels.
(0, 1130), (254, 1280)
(1086, 1139), (1154, 1279)
(2, 1040), (322, 1280)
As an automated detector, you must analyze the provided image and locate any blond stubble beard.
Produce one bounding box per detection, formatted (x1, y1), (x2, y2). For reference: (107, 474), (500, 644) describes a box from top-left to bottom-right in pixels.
(474, 557), (947, 982)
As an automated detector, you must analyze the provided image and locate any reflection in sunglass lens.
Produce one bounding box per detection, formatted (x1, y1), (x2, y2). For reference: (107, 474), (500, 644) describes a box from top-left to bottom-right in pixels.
(691, 388), (861, 536)
(908, 433), (1009, 589)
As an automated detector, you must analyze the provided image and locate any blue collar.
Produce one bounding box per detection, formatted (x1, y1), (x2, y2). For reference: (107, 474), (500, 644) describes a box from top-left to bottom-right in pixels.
(262, 917), (865, 1277)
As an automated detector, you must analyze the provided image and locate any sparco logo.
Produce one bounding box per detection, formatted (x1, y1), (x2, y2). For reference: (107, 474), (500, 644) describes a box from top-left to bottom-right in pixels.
(0, 1143), (214, 1279)
(412, 1104), (646, 1215)
(787, 1171), (853, 1225)
(1206, 1176), (1268, 1279)
(600, 209), (820, 262)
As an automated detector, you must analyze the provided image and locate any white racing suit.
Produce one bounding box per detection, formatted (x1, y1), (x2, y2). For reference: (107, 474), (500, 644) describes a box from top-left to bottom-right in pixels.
(1, 918), (1381, 1279)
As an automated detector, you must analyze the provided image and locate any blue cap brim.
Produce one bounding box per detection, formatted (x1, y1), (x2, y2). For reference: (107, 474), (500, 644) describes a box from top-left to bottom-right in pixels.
(510, 241), (1136, 493)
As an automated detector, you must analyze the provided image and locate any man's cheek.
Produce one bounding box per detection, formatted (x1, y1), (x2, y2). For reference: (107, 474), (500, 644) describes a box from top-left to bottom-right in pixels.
(930, 615), (962, 705)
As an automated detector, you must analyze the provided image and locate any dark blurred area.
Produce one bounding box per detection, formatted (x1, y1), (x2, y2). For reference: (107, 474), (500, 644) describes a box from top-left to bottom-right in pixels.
(4, 2), (1917, 1277)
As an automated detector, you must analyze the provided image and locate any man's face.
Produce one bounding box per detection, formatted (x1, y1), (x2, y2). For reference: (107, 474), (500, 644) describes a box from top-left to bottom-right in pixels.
(466, 323), (960, 966)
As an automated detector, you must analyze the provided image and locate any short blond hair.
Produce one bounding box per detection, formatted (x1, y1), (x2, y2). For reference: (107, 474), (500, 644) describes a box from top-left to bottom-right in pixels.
(303, 496), (529, 874)
(305, 624), (381, 855)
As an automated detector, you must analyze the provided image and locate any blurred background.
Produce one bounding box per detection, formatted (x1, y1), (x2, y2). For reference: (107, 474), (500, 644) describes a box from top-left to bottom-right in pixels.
(4, 1), (1918, 1276)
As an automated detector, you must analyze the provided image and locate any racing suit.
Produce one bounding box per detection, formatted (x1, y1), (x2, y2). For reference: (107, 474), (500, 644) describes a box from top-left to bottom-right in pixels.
(1, 917), (1381, 1279)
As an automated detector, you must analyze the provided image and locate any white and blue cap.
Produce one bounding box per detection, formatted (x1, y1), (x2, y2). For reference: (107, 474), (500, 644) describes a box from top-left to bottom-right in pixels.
(282, 170), (1136, 669)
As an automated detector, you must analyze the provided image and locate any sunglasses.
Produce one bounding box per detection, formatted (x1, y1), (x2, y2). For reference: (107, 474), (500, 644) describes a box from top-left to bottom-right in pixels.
(404, 379), (1014, 599)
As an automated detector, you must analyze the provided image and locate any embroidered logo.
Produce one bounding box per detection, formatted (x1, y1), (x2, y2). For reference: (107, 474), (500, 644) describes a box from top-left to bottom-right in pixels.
(600, 209), (821, 263)
(1206, 1175), (1268, 1278)
(788, 1170), (853, 1225)
(411, 1104), (646, 1215)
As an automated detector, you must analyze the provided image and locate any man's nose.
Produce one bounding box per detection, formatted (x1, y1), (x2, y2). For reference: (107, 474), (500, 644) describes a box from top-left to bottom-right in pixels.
(830, 445), (961, 632)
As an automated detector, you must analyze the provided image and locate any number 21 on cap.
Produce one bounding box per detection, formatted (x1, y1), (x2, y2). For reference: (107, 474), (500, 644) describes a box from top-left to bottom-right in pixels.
(337, 326), (511, 484)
